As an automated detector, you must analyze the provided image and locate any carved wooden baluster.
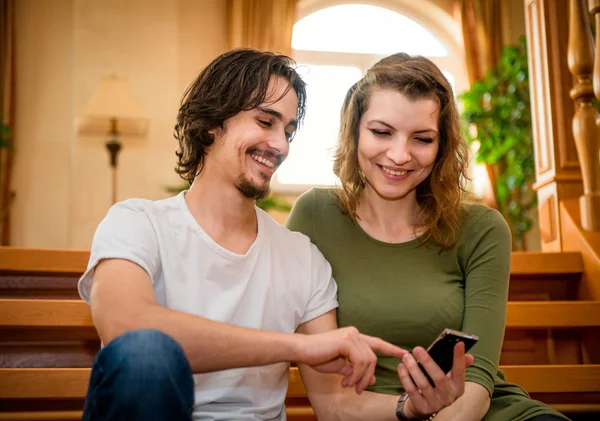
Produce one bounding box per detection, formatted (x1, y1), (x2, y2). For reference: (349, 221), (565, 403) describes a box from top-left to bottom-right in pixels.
(568, 0), (600, 231)
(589, 0), (600, 231)
(592, 0), (600, 99)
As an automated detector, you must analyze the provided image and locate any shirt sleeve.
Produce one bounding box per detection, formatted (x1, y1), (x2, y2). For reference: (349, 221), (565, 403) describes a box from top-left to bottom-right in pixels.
(286, 189), (338, 323)
(77, 199), (160, 303)
(300, 243), (339, 324)
(460, 208), (512, 396)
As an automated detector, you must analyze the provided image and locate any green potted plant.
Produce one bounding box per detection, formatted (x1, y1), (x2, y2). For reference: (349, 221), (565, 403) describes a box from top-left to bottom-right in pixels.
(459, 36), (536, 250)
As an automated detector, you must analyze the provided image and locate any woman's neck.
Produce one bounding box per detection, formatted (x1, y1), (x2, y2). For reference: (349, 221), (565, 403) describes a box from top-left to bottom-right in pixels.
(355, 186), (421, 243)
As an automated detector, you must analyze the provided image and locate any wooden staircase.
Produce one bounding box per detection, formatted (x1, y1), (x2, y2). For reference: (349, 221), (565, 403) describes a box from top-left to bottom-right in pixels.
(0, 247), (599, 420)
(501, 251), (600, 417)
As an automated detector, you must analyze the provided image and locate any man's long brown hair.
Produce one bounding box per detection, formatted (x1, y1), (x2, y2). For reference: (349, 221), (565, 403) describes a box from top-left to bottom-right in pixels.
(334, 53), (469, 250)
(174, 49), (307, 183)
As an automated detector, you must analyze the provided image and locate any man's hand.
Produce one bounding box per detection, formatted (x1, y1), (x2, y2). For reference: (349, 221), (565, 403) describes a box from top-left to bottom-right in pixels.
(397, 341), (474, 419)
(294, 326), (407, 394)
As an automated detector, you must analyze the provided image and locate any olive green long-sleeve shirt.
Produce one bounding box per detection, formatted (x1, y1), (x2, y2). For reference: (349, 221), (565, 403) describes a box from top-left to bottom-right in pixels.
(286, 188), (568, 421)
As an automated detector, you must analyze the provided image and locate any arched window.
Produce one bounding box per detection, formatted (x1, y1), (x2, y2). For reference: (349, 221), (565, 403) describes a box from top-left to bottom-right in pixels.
(272, 2), (468, 192)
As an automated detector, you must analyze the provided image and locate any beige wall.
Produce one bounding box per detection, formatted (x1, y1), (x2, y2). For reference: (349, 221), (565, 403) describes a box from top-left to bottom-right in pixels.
(12, 0), (227, 249)
(13, 0), (74, 249)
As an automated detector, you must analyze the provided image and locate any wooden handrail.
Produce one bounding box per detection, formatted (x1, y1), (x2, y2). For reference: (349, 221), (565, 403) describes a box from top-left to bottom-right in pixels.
(568, 0), (600, 231)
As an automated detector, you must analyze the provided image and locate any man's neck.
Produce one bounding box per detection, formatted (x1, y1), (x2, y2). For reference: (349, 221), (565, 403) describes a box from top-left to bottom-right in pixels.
(184, 172), (258, 254)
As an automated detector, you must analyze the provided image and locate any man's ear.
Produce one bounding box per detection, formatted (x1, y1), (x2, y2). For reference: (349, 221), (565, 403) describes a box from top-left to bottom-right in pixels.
(208, 122), (226, 138)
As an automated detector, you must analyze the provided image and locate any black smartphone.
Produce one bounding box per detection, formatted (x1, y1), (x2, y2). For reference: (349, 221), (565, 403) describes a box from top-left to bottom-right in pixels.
(415, 328), (479, 387)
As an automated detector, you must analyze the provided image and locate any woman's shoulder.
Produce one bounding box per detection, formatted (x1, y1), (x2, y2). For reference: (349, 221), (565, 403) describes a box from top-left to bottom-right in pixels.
(294, 187), (340, 211)
(459, 202), (511, 245)
(462, 202), (508, 227)
(286, 187), (343, 235)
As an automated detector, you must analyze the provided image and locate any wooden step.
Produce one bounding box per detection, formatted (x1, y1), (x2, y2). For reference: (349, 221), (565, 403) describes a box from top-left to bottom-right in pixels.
(510, 252), (583, 275)
(4, 299), (600, 329)
(290, 365), (600, 396)
(0, 408), (317, 421)
(501, 365), (600, 393)
(0, 368), (90, 398)
(0, 248), (584, 276)
(0, 404), (598, 420)
(0, 299), (93, 327)
(2, 365), (599, 399)
(0, 248), (90, 275)
(0, 411), (83, 420)
(506, 301), (600, 327)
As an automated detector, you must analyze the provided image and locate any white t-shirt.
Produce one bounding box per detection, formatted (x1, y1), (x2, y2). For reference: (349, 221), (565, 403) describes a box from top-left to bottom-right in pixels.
(78, 191), (338, 421)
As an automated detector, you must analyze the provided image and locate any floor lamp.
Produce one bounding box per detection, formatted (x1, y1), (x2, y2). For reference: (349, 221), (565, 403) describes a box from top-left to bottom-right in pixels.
(79, 75), (147, 205)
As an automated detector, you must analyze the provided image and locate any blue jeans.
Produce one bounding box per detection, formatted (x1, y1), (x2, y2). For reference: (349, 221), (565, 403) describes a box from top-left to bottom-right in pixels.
(83, 329), (194, 421)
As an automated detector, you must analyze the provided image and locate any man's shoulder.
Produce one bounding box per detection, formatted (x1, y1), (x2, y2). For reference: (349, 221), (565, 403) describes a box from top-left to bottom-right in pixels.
(258, 207), (312, 248)
(107, 194), (181, 219)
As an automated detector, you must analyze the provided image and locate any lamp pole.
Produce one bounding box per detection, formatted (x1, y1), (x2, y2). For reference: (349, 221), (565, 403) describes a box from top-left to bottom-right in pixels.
(105, 117), (122, 205)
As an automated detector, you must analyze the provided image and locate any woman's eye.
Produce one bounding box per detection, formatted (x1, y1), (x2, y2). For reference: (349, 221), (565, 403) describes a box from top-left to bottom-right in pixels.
(371, 129), (390, 137)
(416, 137), (434, 143)
(258, 120), (272, 128)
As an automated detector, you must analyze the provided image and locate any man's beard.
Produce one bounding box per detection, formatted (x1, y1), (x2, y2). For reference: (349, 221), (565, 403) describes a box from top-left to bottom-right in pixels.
(236, 173), (270, 200)
(236, 146), (280, 200)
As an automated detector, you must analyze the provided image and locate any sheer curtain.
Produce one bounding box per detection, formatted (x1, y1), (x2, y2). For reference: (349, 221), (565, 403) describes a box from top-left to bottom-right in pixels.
(227, 0), (297, 55)
(459, 0), (506, 209)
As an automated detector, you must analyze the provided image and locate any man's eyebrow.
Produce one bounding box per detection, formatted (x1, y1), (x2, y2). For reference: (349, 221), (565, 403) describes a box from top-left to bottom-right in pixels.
(257, 107), (297, 129)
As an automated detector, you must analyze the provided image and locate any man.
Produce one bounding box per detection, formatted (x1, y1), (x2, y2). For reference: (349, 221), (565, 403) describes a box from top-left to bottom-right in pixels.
(79, 49), (407, 421)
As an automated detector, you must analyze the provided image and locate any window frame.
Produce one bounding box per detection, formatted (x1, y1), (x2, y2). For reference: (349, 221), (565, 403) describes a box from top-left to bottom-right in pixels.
(271, 0), (468, 195)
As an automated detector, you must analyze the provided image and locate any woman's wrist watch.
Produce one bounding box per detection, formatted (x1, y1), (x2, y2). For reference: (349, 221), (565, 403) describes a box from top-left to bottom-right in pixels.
(395, 393), (437, 421)
(395, 393), (414, 420)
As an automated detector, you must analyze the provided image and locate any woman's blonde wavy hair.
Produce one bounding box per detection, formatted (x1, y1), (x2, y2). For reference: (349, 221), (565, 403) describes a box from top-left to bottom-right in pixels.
(333, 53), (470, 250)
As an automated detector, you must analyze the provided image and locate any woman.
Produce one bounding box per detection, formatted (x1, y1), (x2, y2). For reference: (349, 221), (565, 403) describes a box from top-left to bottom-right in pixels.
(286, 54), (568, 421)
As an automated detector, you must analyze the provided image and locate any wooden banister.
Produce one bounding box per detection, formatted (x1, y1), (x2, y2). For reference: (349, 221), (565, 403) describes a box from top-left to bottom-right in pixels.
(590, 0), (600, 98)
(568, 0), (600, 231)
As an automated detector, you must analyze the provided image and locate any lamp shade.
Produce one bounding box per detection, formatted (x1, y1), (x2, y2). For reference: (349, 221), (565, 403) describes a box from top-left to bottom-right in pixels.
(78, 75), (148, 135)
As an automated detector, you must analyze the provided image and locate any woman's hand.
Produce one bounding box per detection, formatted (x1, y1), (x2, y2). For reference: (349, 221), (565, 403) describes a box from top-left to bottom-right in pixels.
(396, 342), (474, 419)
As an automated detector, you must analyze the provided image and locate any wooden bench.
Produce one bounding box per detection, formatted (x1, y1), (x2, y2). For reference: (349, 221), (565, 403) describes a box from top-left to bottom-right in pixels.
(1, 247), (600, 420)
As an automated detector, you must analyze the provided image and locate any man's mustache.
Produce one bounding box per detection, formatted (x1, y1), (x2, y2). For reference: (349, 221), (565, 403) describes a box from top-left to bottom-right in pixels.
(246, 147), (284, 167)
